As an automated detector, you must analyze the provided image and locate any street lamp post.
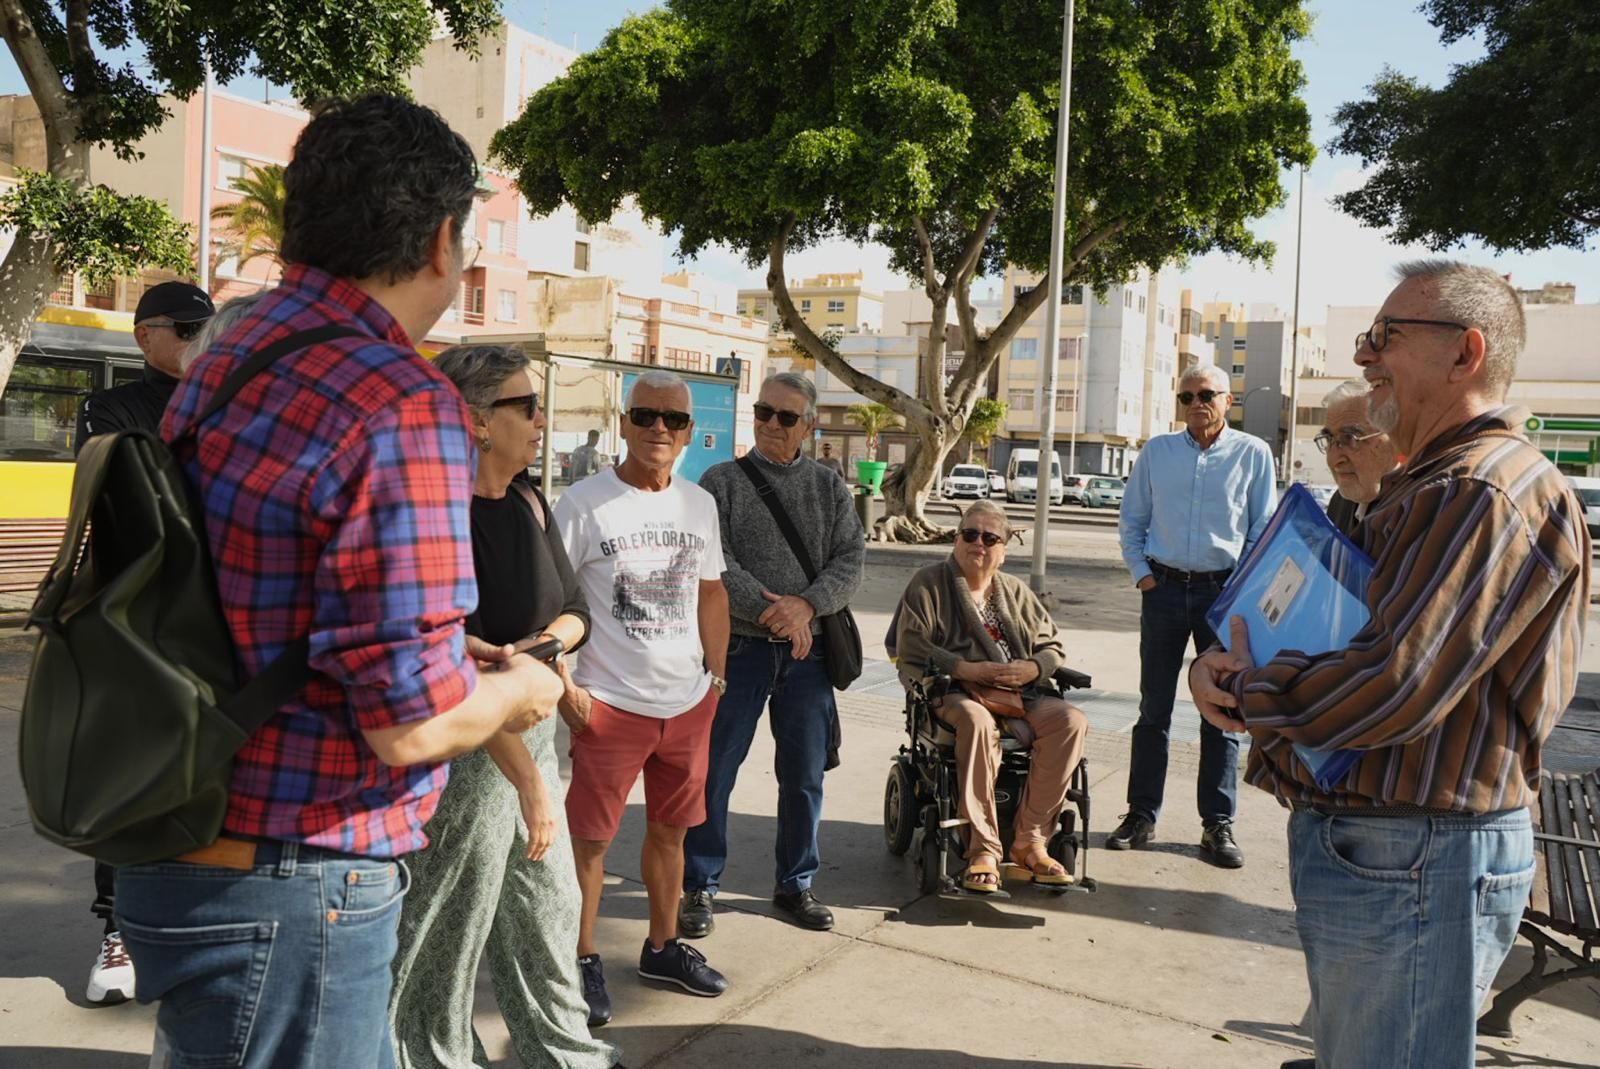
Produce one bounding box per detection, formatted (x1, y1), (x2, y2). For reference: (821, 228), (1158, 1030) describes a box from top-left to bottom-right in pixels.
(1238, 384), (1275, 436)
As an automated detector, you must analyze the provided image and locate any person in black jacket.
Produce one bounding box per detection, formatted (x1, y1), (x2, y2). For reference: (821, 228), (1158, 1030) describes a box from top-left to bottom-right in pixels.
(1314, 379), (1401, 540)
(74, 279), (212, 1007)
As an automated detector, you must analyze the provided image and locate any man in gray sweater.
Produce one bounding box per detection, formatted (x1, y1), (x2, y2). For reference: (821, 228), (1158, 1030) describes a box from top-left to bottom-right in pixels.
(681, 372), (865, 934)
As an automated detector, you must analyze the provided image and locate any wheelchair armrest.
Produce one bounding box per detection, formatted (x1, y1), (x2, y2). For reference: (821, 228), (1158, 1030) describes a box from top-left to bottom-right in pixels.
(914, 671), (953, 704)
(1053, 666), (1092, 691)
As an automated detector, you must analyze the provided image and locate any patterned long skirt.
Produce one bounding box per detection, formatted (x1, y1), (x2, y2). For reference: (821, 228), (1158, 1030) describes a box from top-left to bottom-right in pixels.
(389, 716), (617, 1069)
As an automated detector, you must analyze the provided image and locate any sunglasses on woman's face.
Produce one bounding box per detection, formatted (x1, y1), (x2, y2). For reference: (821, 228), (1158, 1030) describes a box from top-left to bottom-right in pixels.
(959, 528), (1005, 547)
(490, 393), (539, 420)
(1177, 389), (1221, 405)
(628, 407), (692, 431)
(753, 401), (804, 428)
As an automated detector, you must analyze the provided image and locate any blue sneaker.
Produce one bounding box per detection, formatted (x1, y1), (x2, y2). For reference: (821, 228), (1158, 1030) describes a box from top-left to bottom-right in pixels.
(579, 954), (612, 1027)
(637, 938), (728, 997)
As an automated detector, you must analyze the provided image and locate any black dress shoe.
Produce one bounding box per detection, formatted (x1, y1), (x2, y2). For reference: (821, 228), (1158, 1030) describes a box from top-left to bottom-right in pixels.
(1201, 821), (1245, 868)
(772, 888), (834, 931)
(1280, 1059), (1316, 1068)
(1106, 812), (1155, 850)
(679, 888), (715, 939)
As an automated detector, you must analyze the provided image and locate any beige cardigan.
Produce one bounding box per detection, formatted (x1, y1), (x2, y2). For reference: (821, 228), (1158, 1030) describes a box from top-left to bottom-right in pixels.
(895, 557), (1066, 690)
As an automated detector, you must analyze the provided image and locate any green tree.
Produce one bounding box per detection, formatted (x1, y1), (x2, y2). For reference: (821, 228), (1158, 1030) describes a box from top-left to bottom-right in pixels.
(493, 0), (1312, 540)
(1331, 0), (1599, 251)
(962, 397), (1008, 463)
(0, 1), (503, 395)
(209, 162), (288, 275)
(846, 402), (904, 461)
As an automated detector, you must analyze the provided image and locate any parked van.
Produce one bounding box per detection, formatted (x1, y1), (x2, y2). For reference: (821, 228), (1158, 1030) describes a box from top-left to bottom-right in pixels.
(1005, 449), (1065, 505)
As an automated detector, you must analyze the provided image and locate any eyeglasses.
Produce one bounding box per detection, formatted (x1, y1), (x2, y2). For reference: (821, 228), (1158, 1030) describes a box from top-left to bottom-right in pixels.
(148, 320), (206, 341)
(628, 407), (692, 431)
(460, 233), (481, 271)
(1177, 389), (1222, 405)
(959, 528), (1005, 547)
(490, 393), (540, 420)
(1355, 317), (1466, 353)
(753, 402), (805, 428)
(1313, 427), (1384, 454)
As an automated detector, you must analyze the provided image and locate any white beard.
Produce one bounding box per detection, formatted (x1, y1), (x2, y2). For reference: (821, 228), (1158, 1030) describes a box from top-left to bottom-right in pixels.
(1369, 391), (1399, 433)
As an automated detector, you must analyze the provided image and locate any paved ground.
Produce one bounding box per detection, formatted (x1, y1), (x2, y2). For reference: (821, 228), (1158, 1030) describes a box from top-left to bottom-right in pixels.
(3, 549), (1599, 1067)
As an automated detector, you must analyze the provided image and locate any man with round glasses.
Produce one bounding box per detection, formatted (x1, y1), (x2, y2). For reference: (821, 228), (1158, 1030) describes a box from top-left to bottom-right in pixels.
(1313, 378), (1400, 535)
(681, 371), (864, 939)
(1115, 363), (1277, 867)
(69, 278), (212, 1008)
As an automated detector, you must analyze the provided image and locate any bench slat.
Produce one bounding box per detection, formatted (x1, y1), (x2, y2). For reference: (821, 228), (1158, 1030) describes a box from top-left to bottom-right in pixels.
(1555, 776), (1593, 931)
(1540, 773), (1570, 923)
(1579, 773), (1600, 929)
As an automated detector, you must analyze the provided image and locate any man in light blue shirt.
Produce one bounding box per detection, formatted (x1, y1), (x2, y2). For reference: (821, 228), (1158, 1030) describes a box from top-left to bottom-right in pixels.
(1113, 364), (1276, 867)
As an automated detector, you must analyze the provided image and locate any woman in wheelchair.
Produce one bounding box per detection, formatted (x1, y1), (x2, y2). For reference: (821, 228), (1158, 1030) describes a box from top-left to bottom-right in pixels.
(894, 499), (1088, 892)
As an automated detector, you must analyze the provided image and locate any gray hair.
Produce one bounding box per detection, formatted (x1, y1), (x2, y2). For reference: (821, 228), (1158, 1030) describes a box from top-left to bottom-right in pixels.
(1394, 259), (1525, 397)
(180, 292), (265, 371)
(626, 368), (692, 415)
(961, 498), (1010, 537)
(434, 345), (533, 411)
(763, 370), (817, 420)
(1180, 364), (1230, 394)
(1321, 378), (1372, 416)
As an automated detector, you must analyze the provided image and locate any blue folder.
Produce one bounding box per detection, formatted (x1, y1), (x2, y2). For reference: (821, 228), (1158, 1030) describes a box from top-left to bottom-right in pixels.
(1205, 484), (1374, 791)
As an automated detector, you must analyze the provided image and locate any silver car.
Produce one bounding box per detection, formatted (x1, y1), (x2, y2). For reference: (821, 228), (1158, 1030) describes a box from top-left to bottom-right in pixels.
(1082, 476), (1124, 509)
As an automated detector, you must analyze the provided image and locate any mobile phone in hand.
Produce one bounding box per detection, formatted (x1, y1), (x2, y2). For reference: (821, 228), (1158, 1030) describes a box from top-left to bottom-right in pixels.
(515, 635), (565, 663)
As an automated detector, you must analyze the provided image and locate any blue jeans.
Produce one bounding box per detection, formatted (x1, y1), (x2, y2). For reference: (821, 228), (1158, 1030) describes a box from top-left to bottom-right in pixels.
(683, 634), (837, 895)
(1288, 807), (1534, 1068)
(1128, 574), (1239, 825)
(115, 840), (409, 1068)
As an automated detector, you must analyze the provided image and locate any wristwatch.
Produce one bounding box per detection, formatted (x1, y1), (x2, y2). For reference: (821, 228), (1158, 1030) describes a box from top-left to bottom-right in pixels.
(709, 674), (728, 696)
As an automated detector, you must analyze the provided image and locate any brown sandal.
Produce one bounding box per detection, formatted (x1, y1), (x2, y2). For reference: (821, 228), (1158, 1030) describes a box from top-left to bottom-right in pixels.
(1003, 843), (1073, 886)
(961, 854), (1002, 893)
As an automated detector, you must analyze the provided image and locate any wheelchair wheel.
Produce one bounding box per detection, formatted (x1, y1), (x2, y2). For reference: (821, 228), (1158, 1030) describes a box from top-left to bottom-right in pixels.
(883, 762), (916, 856)
(1048, 811), (1079, 875)
(915, 827), (943, 895)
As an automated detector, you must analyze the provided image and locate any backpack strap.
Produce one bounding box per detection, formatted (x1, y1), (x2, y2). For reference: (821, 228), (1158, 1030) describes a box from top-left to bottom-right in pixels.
(736, 455), (818, 582)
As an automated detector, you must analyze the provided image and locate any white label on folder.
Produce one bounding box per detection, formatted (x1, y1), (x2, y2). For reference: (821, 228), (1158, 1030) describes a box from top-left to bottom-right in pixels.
(1258, 556), (1306, 628)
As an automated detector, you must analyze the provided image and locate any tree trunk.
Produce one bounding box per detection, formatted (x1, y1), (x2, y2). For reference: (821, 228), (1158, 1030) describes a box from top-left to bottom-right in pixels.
(0, 0), (92, 394)
(876, 421), (959, 543)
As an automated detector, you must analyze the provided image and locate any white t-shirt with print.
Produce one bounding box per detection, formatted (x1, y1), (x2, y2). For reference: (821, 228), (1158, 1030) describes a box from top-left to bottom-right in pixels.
(555, 467), (726, 718)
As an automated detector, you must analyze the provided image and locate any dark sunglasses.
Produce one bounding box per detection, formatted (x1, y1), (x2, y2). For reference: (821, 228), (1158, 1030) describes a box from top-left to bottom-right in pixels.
(1177, 389), (1221, 405)
(628, 407), (692, 431)
(1356, 316), (1466, 353)
(753, 401), (804, 428)
(150, 320), (206, 341)
(959, 527), (1005, 547)
(490, 392), (540, 420)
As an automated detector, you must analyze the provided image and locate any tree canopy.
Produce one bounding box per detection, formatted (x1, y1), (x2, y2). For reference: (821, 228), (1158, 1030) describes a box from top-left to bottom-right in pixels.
(1331, 0), (1599, 251)
(493, 0), (1313, 538)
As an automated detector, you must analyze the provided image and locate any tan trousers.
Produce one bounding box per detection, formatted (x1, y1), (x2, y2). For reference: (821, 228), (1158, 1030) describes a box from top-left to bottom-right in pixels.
(937, 695), (1089, 862)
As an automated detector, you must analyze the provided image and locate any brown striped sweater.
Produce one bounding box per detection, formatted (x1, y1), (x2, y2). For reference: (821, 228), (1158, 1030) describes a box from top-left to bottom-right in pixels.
(1232, 408), (1591, 813)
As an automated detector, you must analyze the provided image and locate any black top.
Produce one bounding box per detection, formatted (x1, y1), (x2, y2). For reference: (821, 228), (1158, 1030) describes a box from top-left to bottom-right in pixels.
(1326, 490), (1360, 540)
(466, 473), (590, 649)
(73, 365), (180, 454)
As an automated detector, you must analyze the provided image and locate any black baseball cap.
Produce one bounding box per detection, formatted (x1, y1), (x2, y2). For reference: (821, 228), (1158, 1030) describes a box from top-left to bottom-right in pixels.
(135, 281), (214, 324)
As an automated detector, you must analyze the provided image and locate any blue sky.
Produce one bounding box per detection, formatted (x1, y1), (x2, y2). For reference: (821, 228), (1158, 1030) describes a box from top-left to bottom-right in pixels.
(3, 1), (1593, 318)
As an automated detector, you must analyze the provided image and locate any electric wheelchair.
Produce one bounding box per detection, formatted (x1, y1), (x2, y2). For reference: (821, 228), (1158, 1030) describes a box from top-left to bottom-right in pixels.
(882, 665), (1096, 897)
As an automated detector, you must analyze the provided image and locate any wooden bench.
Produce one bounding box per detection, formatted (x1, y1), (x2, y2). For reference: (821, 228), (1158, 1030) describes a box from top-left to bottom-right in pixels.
(1477, 768), (1600, 1037)
(0, 519), (67, 598)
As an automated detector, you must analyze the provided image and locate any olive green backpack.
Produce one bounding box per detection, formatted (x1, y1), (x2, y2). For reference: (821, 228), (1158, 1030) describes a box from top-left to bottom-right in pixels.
(19, 326), (357, 864)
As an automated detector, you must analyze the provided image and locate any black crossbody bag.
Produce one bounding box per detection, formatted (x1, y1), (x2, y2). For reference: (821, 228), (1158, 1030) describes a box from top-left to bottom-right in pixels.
(734, 456), (864, 690)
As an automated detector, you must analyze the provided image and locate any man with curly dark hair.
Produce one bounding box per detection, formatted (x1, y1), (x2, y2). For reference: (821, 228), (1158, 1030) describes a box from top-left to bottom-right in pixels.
(113, 95), (564, 1067)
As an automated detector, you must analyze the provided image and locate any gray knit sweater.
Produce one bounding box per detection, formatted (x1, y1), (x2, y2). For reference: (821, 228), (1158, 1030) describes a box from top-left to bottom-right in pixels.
(698, 450), (865, 638)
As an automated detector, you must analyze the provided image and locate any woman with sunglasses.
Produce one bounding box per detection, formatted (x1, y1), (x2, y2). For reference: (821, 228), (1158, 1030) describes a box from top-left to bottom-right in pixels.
(894, 499), (1089, 892)
(390, 346), (621, 1069)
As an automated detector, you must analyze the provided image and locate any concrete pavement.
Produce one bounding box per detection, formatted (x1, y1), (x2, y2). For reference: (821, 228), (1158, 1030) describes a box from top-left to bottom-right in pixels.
(3, 552), (1599, 1067)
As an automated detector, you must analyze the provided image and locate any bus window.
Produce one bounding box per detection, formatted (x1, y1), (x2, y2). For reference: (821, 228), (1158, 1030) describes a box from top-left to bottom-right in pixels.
(0, 354), (97, 460)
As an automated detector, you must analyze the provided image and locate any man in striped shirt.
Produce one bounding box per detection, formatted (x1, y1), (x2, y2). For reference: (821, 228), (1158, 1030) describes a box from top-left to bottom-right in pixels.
(1191, 260), (1590, 1069)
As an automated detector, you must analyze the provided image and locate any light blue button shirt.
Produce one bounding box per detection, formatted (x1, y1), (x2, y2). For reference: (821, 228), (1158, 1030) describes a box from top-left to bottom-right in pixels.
(1119, 426), (1278, 583)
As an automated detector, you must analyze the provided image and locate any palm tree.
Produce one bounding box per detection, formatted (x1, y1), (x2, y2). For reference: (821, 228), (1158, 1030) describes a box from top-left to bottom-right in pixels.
(209, 162), (286, 273)
(846, 402), (903, 460)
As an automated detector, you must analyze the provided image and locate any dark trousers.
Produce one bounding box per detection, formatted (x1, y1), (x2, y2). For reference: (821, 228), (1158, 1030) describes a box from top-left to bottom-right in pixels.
(92, 861), (116, 936)
(1127, 574), (1239, 826)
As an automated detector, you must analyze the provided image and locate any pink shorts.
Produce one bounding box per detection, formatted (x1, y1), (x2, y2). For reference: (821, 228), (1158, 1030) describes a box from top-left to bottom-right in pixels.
(565, 688), (718, 841)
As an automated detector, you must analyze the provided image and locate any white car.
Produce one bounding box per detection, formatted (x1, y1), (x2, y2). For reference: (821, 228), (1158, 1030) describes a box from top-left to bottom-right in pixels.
(986, 469), (1006, 496)
(941, 464), (991, 499)
(1569, 476), (1600, 541)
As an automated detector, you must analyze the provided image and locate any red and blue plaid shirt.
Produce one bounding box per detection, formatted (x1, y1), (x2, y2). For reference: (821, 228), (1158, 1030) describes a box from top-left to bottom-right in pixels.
(164, 265), (478, 858)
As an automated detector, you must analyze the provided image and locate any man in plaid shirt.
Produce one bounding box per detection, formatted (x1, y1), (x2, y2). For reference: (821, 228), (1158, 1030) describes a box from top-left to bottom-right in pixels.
(112, 96), (563, 1067)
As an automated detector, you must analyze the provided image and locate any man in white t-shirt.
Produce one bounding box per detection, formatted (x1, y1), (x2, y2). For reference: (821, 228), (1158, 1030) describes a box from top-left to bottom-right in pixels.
(554, 369), (731, 1026)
